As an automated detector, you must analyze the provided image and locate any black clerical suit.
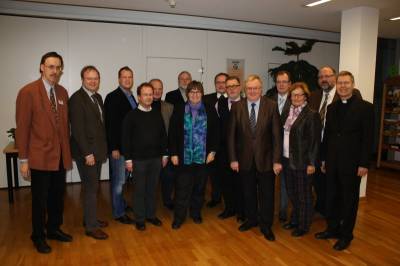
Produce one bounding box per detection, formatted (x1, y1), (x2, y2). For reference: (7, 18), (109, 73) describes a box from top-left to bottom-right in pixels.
(321, 95), (373, 241)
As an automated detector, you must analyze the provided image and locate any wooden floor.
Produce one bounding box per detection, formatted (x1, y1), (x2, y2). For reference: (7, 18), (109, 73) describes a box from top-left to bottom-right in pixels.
(0, 168), (399, 266)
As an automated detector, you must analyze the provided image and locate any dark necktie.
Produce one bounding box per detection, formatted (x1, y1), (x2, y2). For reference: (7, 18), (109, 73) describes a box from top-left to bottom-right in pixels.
(250, 103), (256, 134)
(91, 94), (103, 122)
(319, 92), (329, 123)
(49, 87), (59, 123)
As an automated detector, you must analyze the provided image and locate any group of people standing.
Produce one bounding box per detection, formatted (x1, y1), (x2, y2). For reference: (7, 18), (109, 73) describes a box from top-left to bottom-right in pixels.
(15, 51), (373, 255)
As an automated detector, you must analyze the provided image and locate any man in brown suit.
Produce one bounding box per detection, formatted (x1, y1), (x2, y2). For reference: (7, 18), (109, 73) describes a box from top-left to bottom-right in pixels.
(228, 74), (282, 241)
(16, 52), (73, 254)
(69, 65), (108, 240)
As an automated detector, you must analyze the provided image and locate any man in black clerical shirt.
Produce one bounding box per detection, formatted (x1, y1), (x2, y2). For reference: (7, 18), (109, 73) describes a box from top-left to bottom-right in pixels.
(315, 71), (374, 251)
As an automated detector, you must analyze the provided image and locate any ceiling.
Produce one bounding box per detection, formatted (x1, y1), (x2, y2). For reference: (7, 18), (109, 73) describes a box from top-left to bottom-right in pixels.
(19, 0), (400, 38)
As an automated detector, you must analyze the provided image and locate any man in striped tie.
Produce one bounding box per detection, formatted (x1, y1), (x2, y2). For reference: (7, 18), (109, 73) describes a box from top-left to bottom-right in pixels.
(228, 74), (282, 242)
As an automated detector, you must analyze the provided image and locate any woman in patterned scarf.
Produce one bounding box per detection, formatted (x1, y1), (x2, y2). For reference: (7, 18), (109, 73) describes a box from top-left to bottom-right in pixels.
(168, 80), (220, 229)
(281, 82), (322, 237)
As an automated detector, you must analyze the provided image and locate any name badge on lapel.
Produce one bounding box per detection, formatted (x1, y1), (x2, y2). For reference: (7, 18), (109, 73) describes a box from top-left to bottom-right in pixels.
(58, 100), (64, 105)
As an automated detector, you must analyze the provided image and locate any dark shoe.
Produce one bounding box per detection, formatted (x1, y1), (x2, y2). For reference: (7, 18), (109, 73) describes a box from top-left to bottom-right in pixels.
(135, 222), (146, 231)
(238, 221), (257, 232)
(283, 222), (298, 230)
(146, 217), (162, 226)
(206, 200), (221, 208)
(237, 215), (246, 223)
(171, 220), (182, 230)
(218, 209), (235, 219)
(32, 239), (52, 254)
(47, 229), (73, 242)
(291, 228), (308, 237)
(261, 228), (275, 241)
(85, 229), (108, 240)
(98, 220), (109, 228)
(115, 215), (135, 224)
(333, 238), (351, 251)
(83, 219), (109, 228)
(164, 203), (174, 210)
(125, 205), (133, 213)
(315, 230), (340, 240)
(192, 216), (203, 224)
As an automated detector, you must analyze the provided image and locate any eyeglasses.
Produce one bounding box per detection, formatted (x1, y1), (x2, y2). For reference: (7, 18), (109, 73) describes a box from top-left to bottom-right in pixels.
(337, 81), (352, 86)
(291, 93), (305, 98)
(226, 84), (240, 89)
(246, 87), (261, 91)
(318, 74), (335, 79)
(188, 90), (202, 95)
(44, 65), (63, 72)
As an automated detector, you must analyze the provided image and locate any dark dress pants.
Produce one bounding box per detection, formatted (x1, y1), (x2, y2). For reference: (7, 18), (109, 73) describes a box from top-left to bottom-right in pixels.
(76, 159), (102, 231)
(326, 164), (361, 241)
(160, 161), (175, 206)
(30, 159), (66, 241)
(132, 158), (162, 223)
(240, 161), (275, 230)
(313, 162), (327, 216)
(174, 164), (208, 222)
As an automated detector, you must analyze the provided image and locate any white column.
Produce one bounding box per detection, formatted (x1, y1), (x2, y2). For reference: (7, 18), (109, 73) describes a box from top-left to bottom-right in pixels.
(339, 6), (379, 197)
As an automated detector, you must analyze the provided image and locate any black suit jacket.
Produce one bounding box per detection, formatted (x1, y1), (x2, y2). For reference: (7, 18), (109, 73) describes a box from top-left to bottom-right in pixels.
(228, 97), (282, 172)
(69, 87), (107, 161)
(281, 105), (321, 170)
(321, 96), (374, 174)
(267, 92), (291, 124)
(168, 102), (220, 165)
(308, 88), (362, 111)
(165, 88), (185, 107)
(104, 87), (137, 153)
(203, 92), (219, 107)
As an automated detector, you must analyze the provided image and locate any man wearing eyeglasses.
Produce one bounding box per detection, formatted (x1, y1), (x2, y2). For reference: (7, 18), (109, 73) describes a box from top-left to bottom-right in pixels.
(216, 76), (244, 221)
(267, 71), (292, 225)
(16, 52), (73, 254)
(309, 66), (362, 217)
(203, 72), (229, 208)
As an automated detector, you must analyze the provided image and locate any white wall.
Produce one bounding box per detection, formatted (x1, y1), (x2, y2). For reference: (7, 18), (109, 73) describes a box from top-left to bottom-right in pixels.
(0, 15), (339, 188)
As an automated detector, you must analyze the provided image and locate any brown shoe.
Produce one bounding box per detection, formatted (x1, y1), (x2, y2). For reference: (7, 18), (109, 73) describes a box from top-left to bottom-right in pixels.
(85, 229), (108, 240)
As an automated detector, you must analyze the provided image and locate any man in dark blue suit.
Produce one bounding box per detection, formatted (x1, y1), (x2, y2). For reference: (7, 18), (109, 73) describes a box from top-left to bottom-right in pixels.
(104, 66), (137, 225)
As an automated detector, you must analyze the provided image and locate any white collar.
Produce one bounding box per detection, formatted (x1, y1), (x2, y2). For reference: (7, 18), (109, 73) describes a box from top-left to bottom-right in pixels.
(138, 104), (152, 112)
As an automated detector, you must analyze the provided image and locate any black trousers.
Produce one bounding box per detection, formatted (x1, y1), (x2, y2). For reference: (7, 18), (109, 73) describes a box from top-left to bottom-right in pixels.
(160, 161), (176, 206)
(76, 159), (102, 231)
(31, 160), (66, 241)
(132, 158), (162, 223)
(313, 164), (327, 216)
(207, 158), (221, 202)
(240, 161), (275, 229)
(326, 165), (361, 241)
(219, 154), (244, 216)
(174, 164), (208, 222)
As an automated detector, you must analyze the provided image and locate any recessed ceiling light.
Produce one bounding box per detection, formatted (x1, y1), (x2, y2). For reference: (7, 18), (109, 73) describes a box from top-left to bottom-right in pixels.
(305, 0), (332, 7)
(389, 16), (400, 21)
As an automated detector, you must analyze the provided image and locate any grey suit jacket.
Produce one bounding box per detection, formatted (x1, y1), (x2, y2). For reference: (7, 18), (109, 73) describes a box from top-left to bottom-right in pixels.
(161, 101), (173, 135)
(69, 87), (107, 162)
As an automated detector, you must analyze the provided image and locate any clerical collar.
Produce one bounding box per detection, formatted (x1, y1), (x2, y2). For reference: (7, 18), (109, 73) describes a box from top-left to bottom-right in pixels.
(341, 95), (353, 104)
